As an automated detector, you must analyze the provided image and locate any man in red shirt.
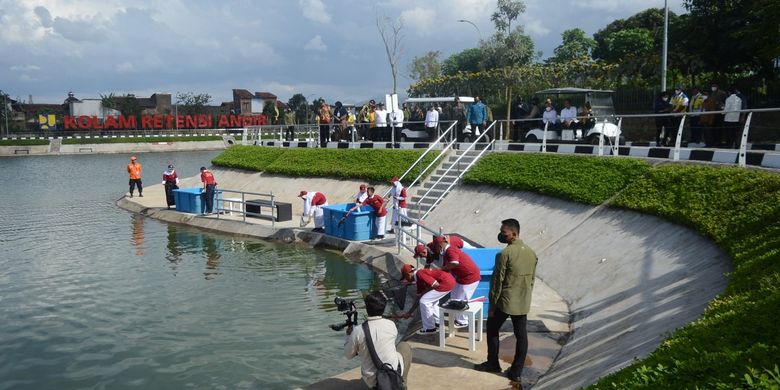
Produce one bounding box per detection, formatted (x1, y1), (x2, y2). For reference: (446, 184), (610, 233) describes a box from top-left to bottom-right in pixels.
(432, 235), (481, 328)
(399, 263), (455, 334)
(298, 190), (328, 232)
(200, 167), (217, 214)
(422, 234), (468, 268)
(351, 186), (387, 239)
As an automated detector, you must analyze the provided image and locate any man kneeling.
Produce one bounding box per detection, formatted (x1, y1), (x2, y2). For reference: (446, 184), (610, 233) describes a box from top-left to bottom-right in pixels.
(344, 291), (412, 388)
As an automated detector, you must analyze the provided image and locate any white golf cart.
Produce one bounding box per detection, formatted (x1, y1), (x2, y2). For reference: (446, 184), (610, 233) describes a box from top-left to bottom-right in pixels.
(523, 88), (622, 145)
(400, 97), (475, 142)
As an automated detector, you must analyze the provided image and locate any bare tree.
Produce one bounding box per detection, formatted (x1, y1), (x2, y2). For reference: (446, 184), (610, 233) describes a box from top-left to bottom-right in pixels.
(376, 14), (404, 94)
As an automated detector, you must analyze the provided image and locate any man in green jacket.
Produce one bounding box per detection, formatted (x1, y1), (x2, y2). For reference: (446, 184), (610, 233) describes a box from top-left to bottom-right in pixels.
(474, 218), (538, 384)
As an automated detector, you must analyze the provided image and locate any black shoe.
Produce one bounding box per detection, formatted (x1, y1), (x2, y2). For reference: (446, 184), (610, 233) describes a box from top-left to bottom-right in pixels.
(416, 328), (437, 335)
(474, 361), (502, 373)
(139, 194), (143, 197)
(387, 229), (395, 234)
(312, 227), (325, 233)
(506, 371), (522, 382)
(377, 235), (384, 240)
(129, 194), (133, 198)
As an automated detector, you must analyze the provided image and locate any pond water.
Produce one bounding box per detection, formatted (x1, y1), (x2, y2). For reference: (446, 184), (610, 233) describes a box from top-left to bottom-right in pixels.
(0, 151), (376, 389)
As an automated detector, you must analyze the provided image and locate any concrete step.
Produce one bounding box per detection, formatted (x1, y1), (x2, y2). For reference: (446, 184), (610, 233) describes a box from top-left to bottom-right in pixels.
(426, 175), (456, 184)
(422, 181), (454, 190)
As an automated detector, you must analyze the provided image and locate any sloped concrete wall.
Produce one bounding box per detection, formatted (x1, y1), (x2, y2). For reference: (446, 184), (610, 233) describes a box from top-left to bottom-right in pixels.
(424, 185), (731, 389)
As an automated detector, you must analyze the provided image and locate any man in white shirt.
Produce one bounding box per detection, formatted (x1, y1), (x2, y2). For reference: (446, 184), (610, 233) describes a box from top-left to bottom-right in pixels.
(374, 103), (388, 141)
(723, 87), (743, 149)
(542, 98), (558, 131)
(559, 99), (579, 130)
(344, 291), (412, 388)
(424, 105), (439, 141)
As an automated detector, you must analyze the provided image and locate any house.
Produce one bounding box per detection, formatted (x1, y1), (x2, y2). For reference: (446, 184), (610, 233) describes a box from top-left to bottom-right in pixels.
(232, 89), (277, 115)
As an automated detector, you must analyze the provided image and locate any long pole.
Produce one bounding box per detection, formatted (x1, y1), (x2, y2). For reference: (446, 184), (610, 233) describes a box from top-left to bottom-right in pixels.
(661, 0), (668, 91)
(2, 91), (8, 138)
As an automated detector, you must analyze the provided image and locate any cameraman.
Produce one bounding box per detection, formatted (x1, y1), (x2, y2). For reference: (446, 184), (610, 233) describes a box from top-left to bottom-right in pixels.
(344, 291), (412, 388)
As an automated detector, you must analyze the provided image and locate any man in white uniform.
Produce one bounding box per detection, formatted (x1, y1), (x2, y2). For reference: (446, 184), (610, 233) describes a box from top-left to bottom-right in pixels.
(388, 176), (407, 234)
(298, 190), (328, 232)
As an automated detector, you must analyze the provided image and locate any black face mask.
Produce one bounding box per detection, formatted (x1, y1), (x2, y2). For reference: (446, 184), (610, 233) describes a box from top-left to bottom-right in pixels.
(497, 232), (508, 244)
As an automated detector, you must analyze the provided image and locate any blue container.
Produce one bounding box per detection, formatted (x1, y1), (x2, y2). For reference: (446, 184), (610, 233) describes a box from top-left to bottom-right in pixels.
(463, 247), (501, 314)
(323, 203), (375, 241)
(173, 187), (222, 214)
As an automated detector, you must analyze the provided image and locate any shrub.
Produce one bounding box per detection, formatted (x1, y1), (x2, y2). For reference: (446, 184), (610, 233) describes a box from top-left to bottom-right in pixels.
(0, 139), (50, 146)
(61, 136), (222, 144)
(463, 153), (651, 205)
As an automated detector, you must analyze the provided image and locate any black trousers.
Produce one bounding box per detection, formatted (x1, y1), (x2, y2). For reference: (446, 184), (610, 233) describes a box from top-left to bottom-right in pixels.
(319, 124), (330, 147)
(285, 126), (295, 141)
(486, 308), (528, 378)
(164, 182), (178, 206)
(203, 184), (216, 213)
(129, 179), (143, 195)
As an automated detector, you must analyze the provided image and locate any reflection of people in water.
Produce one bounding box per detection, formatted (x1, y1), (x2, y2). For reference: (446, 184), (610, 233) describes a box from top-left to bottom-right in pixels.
(131, 214), (145, 257)
(166, 225), (183, 266)
(203, 236), (221, 280)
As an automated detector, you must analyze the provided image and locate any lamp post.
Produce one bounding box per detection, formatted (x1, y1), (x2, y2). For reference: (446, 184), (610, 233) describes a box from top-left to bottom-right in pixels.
(661, 0), (668, 91)
(457, 19), (483, 42)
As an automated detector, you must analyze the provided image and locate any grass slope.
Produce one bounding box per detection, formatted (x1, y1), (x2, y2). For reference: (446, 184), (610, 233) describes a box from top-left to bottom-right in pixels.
(464, 153), (779, 389)
(211, 145), (437, 182)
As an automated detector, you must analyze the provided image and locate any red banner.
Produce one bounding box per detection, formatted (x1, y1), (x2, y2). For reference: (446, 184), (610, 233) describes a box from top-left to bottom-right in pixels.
(63, 114), (266, 130)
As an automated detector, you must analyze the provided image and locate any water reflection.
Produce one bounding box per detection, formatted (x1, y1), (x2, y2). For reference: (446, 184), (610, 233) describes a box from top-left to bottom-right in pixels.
(131, 214), (145, 256)
(203, 235), (221, 280)
(165, 224), (184, 267)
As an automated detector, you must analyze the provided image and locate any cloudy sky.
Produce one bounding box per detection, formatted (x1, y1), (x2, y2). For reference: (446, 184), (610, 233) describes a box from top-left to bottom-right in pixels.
(0, 0), (685, 106)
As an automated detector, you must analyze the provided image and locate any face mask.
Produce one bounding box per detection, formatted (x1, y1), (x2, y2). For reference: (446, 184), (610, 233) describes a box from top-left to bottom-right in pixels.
(497, 232), (508, 244)
(545, 107), (552, 112)
(662, 98), (668, 102)
(712, 87), (717, 92)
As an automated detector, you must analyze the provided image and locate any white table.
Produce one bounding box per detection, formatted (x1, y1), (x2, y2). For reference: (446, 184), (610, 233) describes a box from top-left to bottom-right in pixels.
(439, 300), (483, 351)
(222, 197), (243, 215)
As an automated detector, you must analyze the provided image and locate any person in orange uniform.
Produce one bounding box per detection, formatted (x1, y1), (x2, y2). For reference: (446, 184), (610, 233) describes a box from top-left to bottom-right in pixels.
(431, 235), (481, 328)
(398, 263), (455, 334)
(351, 186), (387, 239)
(200, 167), (217, 214)
(127, 155), (143, 198)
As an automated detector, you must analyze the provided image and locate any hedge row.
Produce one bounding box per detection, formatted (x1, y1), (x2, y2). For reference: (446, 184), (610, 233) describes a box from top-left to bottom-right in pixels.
(211, 145), (438, 182)
(462, 153), (652, 205)
(0, 139), (50, 146)
(61, 136), (223, 144)
(463, 153), (779, 389)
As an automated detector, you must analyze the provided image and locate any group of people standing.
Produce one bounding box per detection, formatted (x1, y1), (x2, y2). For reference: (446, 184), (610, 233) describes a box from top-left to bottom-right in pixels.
(125, 155), (218, 213)
(654, 83), (747, 148)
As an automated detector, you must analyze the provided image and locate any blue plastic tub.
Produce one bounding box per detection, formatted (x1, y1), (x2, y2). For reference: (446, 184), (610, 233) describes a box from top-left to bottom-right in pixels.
(172, 187), (222, 214)
(462, 247), (501, 314)
(323, 203), (375, 241)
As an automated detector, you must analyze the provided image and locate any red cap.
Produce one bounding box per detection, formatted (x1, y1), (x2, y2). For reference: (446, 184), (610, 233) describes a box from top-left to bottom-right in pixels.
(400, 263), (414, 278)
(414, 244), (427, 257)
(390, 176), (399, 183)
(298, 191), (307, 197)
(359, 184), (366, 191)
(432, 235), (447, 247)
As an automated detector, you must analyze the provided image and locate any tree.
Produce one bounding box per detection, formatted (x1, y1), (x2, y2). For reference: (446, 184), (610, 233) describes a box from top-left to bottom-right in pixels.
(592, 8), (676, 63)
(376, 14), (404, 94)
(480, 0), (535, 70)
(683, 0), (780, 78)
(547, 28), (596, 64)
(175, 92), (212, 115)
(100, 93), (116, 118)
(287, 93), (309, 124)
(262, 101), (279, 124)
(442, 48), (484, 75)
(407, 50), (442, 82)
(118, 95), (142, 118)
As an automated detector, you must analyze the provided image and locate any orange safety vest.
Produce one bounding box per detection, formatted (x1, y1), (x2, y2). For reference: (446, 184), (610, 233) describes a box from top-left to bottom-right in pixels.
(127, 162), (142, 180)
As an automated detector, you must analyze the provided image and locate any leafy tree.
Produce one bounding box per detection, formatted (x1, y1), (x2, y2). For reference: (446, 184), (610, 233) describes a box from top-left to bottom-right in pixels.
(606, 28), (654, 59)
(547, 28), (596, 64)
(100, 93), (116, 118)
(480, 0), (535, 69)
(592, 8), (677, 63)
(175, 91), (212, 115)
(442, 48), (484, 75)
(683, 0), (780, 77)
(118, 95), (143, 119)
(407, 50), (442, 81)
(287, 93), (308, 124)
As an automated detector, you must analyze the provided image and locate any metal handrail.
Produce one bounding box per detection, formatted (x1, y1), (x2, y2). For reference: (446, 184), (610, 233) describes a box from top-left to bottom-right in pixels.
(420, 138), (495, 221)
(395, 213), (445, 262)
(406, 137), (457, 191)
(381, 122), (456, 198)
(415, 121), (496, 221)
(213, 188), (278, 227)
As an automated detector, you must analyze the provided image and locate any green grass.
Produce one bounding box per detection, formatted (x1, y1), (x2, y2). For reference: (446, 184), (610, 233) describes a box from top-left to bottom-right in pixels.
(61, 136), (222, 144)
(465, 154), (779, 389)
(211, 145), (438, 182)
(0, 139), (50, 146)
(463, 153), (652, 205)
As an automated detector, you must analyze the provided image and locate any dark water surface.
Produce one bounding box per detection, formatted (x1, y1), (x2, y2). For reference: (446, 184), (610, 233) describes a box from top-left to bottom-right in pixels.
(0, 152), (376, 389)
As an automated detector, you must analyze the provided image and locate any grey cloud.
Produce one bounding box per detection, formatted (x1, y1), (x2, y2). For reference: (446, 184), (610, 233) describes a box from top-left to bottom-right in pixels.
(34, 6), (52, 28)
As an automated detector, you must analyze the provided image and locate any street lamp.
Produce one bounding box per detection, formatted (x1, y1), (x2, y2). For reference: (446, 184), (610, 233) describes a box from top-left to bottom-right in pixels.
(0, 90), (8, 138)
(458, 19), (483, 42)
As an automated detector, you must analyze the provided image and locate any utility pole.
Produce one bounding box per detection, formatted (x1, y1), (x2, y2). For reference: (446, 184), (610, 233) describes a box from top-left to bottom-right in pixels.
(1, 90), (8, 138)
(661, 0), (669, 91)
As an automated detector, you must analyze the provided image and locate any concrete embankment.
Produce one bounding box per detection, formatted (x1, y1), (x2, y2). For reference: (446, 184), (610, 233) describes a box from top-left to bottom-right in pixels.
(117, 168), (570, 389)
(424, 186), (731, 388)
(0, 139), (230, 156)
(117, 167), (730, 388)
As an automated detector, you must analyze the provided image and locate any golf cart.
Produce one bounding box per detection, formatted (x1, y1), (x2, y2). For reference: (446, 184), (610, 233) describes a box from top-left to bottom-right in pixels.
(400, 97), (475, 142)
(523, 88), (622, 145)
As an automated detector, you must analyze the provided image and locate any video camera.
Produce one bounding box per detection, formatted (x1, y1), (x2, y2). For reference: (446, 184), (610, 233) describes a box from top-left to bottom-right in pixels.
(329, 297), (358, 331)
